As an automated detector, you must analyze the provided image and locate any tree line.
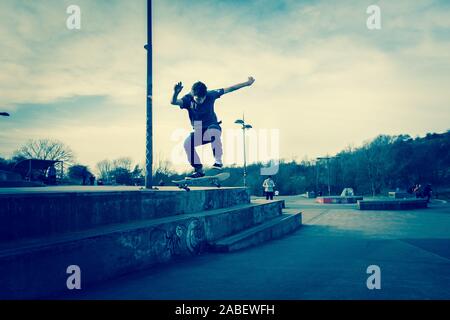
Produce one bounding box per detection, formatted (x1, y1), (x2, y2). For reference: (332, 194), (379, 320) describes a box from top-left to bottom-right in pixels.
(0, 131), (449, 196)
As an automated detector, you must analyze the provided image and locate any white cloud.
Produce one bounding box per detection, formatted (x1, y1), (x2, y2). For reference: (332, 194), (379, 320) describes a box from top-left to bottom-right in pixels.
(1, 0), (449, 172)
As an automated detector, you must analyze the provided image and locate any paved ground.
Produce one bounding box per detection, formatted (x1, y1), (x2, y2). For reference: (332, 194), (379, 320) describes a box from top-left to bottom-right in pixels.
(64, 196), (450, 300)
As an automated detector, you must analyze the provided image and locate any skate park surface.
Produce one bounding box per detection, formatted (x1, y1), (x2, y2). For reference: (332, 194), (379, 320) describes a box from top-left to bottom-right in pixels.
(62, 194), (450, 300)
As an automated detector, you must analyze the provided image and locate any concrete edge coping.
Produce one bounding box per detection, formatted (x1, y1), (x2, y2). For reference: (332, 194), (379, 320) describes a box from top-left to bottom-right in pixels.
(214, 211), (302, 245)
(358, 199), (428, 203)
(0, 187), (247, 198)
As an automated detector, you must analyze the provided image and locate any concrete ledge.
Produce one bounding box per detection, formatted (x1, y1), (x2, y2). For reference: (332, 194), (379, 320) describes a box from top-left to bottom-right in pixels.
(358, 199), (428, 210)
(388, 192), (415, 199)
(204, 200), (284, 242)
(0, 181), (45, 188)
(0, 200), (282, 299)
(0, 187), (250, 242)
(316, 196), (363, 204)
(211, 209), (302, 252)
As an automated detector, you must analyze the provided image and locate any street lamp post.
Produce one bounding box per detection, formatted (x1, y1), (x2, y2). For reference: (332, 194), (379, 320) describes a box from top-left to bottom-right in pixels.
(235, 116), (252, 188)
(317, 155), (341, 196)
(144, 0), (153, 189)
(315, 160), (319, 194)
(317, 156), (331, 196)
(334, 155), (342, 190)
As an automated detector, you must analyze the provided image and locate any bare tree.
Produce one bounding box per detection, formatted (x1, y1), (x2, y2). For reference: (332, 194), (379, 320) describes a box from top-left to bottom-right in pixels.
(150, 152), (174, 176)
(361, 136), (392, 196)
(96, 159), (113, 182)
(96, 157), (140, 185)
(14, 139), (75, 164)
(153, 159), (172, 176)
(112, 157), (133, 171)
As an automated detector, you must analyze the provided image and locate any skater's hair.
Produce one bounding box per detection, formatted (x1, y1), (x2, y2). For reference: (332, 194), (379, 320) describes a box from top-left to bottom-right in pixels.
(192, 81), (207, 98)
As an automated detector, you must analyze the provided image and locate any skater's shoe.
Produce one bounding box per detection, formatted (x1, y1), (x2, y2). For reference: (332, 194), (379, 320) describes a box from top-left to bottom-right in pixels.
(186, 170), (205, 179)
(212, 163), (223, 170)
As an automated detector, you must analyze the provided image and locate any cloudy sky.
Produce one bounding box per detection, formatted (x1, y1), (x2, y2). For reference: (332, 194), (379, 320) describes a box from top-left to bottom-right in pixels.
(1, 0), (449, 173)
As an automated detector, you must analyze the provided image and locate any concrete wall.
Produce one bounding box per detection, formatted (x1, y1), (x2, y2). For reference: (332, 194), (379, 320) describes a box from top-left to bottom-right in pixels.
(0, 188), (250, 242)
(388, 192), (415, 199)
(358, 199), (428, 210)
(0, 199), (283, 299)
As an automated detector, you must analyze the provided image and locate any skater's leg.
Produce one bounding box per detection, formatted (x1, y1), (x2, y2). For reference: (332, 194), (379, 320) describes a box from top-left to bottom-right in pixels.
(203, 125), (223, 166)
(212, 133), (223, 165)
(184, 130), (204, 171)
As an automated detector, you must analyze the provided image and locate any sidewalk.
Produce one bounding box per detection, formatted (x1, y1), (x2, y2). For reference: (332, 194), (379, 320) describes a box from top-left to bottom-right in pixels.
(64, 197), (450, 300)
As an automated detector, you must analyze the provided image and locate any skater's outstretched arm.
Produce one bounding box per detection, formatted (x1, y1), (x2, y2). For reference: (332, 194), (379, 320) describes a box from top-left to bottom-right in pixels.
(170, 82), (184, 106)
(223, 77), (255, 94)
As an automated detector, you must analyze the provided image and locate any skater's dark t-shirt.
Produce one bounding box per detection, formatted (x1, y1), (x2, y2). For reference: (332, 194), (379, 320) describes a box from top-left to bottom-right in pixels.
(181, 89), (224, 127)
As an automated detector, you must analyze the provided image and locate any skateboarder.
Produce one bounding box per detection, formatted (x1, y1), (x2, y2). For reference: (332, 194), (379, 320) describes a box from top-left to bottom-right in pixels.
(171, 77), (255, 178)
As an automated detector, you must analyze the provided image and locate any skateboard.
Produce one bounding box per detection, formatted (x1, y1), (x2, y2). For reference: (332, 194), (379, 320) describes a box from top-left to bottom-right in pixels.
(172, 172), (230, 191)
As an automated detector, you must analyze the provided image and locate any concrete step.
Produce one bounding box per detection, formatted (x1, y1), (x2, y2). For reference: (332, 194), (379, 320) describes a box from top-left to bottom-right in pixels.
(0, 200), (285, 254)
(0, 187), (250, 243)
(0, 200), (283, 299)
(210, 209), (302, 253)
(204, 199), (284, 242)
(252, 198), (286, 208)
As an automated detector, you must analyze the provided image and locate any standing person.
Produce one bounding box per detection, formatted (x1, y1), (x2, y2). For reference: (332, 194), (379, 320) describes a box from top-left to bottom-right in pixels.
(47, 165), (57, 185)
(82, 168), (88, 186)
(263, 176), (276, 200)
(170, 77), (255, 178)
(423, 184), (432, 203)
(414, 184), (423, 198)
(89, 174), (95, 186)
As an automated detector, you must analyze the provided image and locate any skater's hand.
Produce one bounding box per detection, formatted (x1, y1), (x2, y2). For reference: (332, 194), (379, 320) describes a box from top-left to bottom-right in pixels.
(171, 82), (184, 106)
(174, 82), (183, 94)
(246, 76), (255, 86)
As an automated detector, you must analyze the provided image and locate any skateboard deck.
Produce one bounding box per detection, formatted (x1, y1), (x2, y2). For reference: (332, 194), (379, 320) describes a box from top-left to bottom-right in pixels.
(172, 172), (230, 191)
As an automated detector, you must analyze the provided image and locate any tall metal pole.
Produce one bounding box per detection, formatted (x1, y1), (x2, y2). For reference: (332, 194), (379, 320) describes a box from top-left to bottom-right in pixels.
(242, 114), (247, 187)
(145, 0), (153, 189)
(327, 158), (331, 196)
(315, 162), (319, 194)
(317, 156), (331, 196)
(243, 129), (247, 188)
